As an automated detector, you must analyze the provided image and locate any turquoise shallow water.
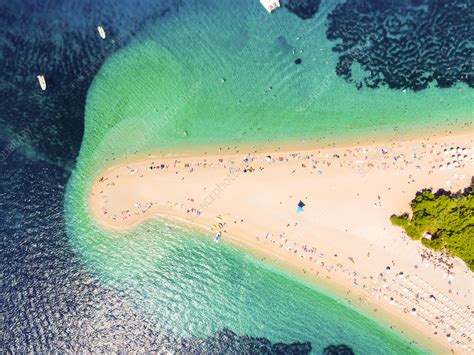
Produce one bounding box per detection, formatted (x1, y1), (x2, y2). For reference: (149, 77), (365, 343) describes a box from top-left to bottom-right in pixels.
(65, 0), (472, 352)
(66, 218), (425, 353)
(78, 0), (472, 172)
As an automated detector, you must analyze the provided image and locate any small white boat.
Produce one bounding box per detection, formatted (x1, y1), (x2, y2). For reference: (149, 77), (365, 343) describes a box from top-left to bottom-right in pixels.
(37, 75), (46, 90)
(97, 26), (106, 39)
(214, 232), (221, 243)
(260, 0), (280, 13)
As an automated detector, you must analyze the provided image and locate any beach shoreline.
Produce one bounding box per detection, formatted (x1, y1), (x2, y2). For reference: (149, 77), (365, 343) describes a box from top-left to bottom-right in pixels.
(115, 212), (451, 354)
(90, 118), (472, 173)
(88, 131), (473, 353)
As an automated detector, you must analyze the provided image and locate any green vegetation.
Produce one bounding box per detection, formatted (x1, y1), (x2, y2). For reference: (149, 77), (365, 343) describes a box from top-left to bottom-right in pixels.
(390, 187), (474, 271)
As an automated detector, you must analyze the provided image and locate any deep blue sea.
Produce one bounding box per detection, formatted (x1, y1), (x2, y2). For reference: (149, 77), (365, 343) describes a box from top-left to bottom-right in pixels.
(0, 1), (220, 352)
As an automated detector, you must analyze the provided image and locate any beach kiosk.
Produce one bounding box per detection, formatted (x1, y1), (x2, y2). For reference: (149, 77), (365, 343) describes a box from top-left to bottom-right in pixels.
(260, 0), (280, 13)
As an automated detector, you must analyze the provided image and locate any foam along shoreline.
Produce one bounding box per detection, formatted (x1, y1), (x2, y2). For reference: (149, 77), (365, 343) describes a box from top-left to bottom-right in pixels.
(89, 132), (474, 353)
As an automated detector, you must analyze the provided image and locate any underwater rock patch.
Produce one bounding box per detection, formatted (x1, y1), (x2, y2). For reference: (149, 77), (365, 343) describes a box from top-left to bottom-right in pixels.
(326, 0), (473, 91)
(180, 328), (312, 354)
(323, 344), (355, 355)
(285, 0), (321, 20)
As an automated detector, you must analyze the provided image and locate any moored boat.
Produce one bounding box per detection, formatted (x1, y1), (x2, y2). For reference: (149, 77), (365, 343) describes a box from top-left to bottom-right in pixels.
(97, 26), (106, 39)
(37, 75), (46, 90)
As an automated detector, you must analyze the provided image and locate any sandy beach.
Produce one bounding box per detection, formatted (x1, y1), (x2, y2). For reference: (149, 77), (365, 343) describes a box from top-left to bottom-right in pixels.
(89, 132), (473, 353)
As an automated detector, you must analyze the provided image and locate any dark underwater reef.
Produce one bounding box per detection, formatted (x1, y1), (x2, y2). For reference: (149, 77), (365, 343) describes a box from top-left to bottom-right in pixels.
(323, 344), (355, 355)
(175, 328), (312, 354)
(175, 328), (355, 354)
(285, 0), (322, 19)
(326, 0), (473, 91)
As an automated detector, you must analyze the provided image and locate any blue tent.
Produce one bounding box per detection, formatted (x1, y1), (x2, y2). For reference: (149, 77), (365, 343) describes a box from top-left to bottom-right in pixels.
(297, 200), (305, 213)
